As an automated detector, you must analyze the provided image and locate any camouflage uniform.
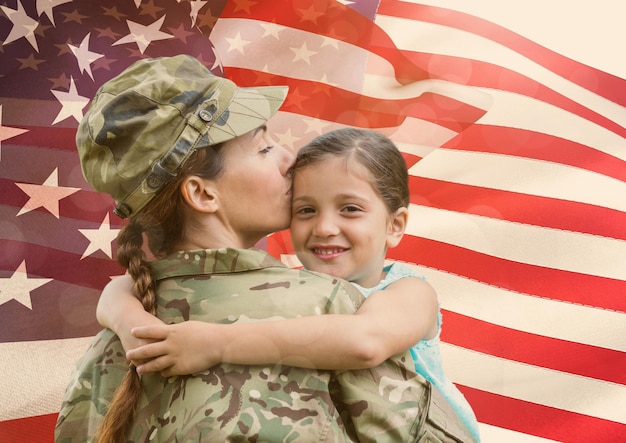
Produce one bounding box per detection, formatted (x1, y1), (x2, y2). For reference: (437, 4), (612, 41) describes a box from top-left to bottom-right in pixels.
(55, 248), (475, 442)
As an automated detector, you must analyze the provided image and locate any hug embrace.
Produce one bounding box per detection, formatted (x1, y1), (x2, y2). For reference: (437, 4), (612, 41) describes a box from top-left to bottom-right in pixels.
(55, 54), (479, 443)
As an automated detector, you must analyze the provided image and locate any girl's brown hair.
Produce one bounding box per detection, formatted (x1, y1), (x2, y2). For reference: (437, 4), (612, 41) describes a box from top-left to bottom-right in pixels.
(96, 144), (225, 443)
(294, 127), (409, 213)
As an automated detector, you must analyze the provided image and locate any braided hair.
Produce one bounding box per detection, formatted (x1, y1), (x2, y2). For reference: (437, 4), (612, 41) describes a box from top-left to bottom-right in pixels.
(95, 145), (225, 443)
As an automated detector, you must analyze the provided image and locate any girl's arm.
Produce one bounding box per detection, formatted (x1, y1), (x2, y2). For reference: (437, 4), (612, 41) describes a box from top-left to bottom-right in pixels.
(127, 276), (438, 376)
(97, 274), (165, 359)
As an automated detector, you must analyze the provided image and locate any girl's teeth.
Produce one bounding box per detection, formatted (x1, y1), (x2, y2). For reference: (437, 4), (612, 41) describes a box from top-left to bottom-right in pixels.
(314, 248), (343, 255)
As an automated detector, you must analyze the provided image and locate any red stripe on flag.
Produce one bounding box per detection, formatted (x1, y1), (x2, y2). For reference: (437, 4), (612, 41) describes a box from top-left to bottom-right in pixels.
(442, 311), (626, 384)
(409, 177), (626, 240)
(401, 50), (626, 138)
(226, 68), (486, 130)
(0, 240), (123, 290)
(389, 236), (626, 313)
(5, 127), (77, 152)
(443, 125), (626, 182)
(401, 92), (486, 133)
(0, 413), (57, 443)
(460, 386), (626, 443)
(402, 152), (424, 169)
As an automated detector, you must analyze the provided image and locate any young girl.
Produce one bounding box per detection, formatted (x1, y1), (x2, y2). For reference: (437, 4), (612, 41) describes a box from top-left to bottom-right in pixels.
(100, 128), (481, 441)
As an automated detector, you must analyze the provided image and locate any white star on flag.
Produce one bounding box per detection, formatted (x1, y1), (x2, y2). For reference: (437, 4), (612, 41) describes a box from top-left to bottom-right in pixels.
(36, 0), (73, 27)
(68, 33), (104, 80)
(15, 168), (81, 218)
(291, 42), (317, 64)
(189, 0), (208, 27)
(303, 118), (331, 136)
(224, 31), (251, 55)
(0, 260), (52, 309)
(260, 22), (282, 40)
(78, 213), (120, 259)
(113, 15), (174, 54)
(274, 128), (300, 150)
(0, 1), (39, 51)
(50, 77), (90, 124)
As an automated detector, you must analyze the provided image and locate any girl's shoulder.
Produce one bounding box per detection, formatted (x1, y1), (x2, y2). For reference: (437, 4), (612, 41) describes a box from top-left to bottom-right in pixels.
(383, 262), (427, 285)
(354, 262), (429, 297)
(384, 263), (441, 342)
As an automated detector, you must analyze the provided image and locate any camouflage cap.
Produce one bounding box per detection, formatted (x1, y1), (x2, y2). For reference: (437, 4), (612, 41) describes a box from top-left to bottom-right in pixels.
(77, 54), (288, 219)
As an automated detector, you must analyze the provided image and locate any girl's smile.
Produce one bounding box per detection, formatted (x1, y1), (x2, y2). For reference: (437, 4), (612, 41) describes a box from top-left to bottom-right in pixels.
(290, 156), (404, 288)
(309, 245), (350, 260)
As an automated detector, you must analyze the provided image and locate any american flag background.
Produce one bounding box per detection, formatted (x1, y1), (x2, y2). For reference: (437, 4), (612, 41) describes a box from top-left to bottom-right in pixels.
(1, 0), (624, 442)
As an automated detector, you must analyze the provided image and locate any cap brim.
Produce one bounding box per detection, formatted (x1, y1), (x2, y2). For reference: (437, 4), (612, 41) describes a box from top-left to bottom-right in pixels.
(206, 85), (288, 146)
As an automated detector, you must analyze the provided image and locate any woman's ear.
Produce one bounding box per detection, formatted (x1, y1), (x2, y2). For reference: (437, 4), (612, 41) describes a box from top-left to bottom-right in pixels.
(180, 176), (218, 213)
(386, 207), (408, 249)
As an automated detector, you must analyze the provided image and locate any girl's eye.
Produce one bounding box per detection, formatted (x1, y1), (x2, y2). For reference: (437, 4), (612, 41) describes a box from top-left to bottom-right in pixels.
(294, 207), (315, 216)
(342, 205), (361, 213)
(260, 145), (274, 154)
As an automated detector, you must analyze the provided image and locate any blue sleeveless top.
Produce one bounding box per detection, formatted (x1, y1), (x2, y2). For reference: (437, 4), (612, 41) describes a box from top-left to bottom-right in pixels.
(352, 262), (481, 441)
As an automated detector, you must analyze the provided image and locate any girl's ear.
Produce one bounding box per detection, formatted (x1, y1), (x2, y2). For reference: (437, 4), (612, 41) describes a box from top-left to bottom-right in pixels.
(180, 176), (218, 213)
(386, 207), (408, 249)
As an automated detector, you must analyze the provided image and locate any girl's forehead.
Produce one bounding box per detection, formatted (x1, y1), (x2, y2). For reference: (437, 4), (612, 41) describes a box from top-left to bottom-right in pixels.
(297, 154), (372, 179)
(294, 157), (380, 199)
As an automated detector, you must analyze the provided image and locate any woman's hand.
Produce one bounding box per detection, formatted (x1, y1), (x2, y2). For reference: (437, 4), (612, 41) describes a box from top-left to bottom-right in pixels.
(127, 321), (222, 376)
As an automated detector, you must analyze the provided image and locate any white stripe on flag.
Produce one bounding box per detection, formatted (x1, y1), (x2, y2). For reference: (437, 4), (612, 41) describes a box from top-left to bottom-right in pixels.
(478, 423), (562, 443)
(406, 205), (626, 279)
(441, 343), (626, 424)
(0, 337), (93, 421)
(409, 153), (626, 211)
(473, 90), (626, 156)
(412, 265), (626, 352)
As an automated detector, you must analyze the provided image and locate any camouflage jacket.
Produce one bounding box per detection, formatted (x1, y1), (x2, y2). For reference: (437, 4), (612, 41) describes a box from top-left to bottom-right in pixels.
(55, 248), (475, 443)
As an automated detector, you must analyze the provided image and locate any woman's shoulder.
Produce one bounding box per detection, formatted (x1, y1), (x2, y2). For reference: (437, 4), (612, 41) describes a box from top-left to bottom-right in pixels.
(294, 268), (355, 290)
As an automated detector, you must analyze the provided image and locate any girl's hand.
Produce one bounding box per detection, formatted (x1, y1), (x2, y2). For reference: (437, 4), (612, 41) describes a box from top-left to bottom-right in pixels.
(97, 274), (166, 365)
(127, 321), (222, 376)
(118, 312), (166, 367)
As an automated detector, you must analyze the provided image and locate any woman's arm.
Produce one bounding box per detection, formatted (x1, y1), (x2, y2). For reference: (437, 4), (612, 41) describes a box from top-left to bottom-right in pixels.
(127, 276), (438, 376)
(97, 274), (165, 358)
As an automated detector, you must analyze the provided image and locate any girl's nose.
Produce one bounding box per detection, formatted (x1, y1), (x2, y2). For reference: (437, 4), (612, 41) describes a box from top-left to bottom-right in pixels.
(313, 214), (340, 237)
